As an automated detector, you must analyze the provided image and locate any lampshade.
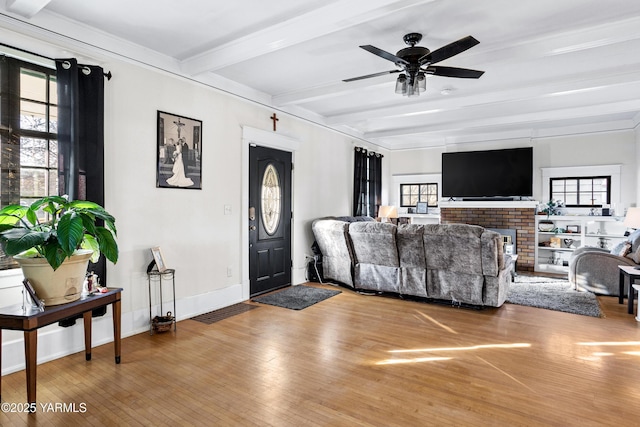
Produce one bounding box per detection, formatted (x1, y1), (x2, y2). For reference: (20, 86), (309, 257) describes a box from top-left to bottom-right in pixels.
(378, 205), (398, 219)
(624, 207), (640, 228)
(416, 72), (426, 91)
(395, 74), (407, 94)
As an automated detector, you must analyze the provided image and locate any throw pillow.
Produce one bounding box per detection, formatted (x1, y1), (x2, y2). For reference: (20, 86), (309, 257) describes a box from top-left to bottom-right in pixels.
(613, 241), (632, 257)
(627, 229), (640, 250)
(628, 244), (640, 264)
(610, 241), (627, 255)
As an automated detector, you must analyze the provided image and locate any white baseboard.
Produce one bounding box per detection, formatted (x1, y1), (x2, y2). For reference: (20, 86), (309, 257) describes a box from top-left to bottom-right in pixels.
(1, 283), (244, 376)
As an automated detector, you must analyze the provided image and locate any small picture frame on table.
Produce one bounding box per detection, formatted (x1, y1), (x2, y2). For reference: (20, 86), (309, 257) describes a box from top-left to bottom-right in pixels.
(416, 202), (428, 214)
(151, 247), (168, 272)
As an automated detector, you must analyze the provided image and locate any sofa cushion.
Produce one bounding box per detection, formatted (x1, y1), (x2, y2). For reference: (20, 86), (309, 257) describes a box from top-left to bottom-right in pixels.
(481, 230), (504, 276)
(348, 221), (399, 266)
(335, 215), (375, 223)
(397, 224), (426, 268)
(349, 221), (401, 292)
(423, 223), (484, 275)
(311, 219), (354, 287)
(397, 224), (427, 297)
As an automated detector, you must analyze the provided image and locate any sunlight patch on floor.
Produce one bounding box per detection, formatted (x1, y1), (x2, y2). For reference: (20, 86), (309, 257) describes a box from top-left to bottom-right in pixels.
(414, 311), (458, 334)
(376, 357), (453, 365)
(577, 341), (640, 346)
(389, 343), (531, 354)
(376, 343), (530, 365)
(475, 356), (538, 394)
(576, 341), (640, 361)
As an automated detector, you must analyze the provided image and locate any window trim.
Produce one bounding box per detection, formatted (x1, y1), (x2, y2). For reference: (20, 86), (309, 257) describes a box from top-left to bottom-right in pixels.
(0, 57), (58, 270)
(550, 176), (611, 208)
(541, 165), (622, 214)
(400, 182), (439, 207)
(392, 173), (442, 212)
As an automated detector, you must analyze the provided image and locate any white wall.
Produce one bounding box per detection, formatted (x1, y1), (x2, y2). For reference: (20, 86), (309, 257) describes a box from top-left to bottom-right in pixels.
(636, 126), (640, 204)
(387, 131), (637, 208)
(1, 36), (355, 374)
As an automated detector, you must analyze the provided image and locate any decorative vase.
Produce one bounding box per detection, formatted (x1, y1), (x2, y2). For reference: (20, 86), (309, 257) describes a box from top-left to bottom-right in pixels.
(14, 249), (93, 306)
(538, 220), (555, 232)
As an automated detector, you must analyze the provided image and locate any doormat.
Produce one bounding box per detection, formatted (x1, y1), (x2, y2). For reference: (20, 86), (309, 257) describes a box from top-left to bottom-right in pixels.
(252, 285), (341, 310)
(191, 303), (258, 324)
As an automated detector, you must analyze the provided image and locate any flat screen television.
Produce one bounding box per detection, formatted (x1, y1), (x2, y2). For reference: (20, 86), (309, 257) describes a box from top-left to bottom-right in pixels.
(441, 147), (533, 199)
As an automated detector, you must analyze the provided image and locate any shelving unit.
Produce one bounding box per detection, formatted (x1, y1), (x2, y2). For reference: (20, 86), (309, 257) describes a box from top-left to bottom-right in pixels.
(534, 215), (627, 274)
(399, 213), (440, 224)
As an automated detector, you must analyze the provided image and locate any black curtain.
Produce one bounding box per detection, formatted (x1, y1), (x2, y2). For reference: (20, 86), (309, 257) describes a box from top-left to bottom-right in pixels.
(352, 147), (368, 216)
(56, 59), (107, 324)
(56, 58), (105, 205)
(352, 147), (383, 218)
(368, 151), (382, 218)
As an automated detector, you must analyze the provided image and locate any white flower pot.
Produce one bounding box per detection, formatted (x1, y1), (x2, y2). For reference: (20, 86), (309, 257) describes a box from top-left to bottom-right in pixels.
(15, 249), (93, 306)
(538, 220), (555, 232)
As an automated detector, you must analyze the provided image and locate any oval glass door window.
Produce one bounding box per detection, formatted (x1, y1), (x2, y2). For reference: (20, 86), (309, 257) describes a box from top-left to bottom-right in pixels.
(261, 163), (281, 235)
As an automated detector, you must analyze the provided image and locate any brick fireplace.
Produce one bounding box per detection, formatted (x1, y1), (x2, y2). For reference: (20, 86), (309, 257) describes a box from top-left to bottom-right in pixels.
(439, 201), (538, 272)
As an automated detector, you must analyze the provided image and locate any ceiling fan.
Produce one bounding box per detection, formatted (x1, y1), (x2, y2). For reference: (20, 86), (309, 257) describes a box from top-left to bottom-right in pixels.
(343, 32), (484, 96)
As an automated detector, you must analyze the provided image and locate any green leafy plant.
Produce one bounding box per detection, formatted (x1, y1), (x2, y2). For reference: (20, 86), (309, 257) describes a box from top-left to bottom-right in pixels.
(0, 196), (118, 271)
(539, 199), (563, 218)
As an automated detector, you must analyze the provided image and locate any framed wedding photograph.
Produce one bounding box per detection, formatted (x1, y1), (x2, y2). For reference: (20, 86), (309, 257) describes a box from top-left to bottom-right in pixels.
(157, 111), (202, 189)
(151, 247), (168, 272)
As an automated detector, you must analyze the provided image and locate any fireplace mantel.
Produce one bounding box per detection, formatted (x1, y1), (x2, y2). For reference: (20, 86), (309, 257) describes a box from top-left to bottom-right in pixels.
(439, 200), (539, 209)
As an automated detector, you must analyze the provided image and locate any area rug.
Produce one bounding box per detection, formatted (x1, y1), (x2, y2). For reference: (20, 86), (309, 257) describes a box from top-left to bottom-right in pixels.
(507, 275), (603, 317)
(191, 303), (258, 324)
(252, 285), (341, 310)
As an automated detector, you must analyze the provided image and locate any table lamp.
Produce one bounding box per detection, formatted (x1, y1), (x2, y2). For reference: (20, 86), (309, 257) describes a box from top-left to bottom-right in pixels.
(378, 205), (398, 223)
(624, 207), (640, 229)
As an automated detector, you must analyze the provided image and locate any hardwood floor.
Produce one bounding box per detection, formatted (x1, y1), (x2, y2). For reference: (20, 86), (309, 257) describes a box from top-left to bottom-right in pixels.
(2, 281), (640, 426)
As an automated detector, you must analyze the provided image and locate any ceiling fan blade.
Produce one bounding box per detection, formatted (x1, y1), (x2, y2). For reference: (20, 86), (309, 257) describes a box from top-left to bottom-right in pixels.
(360, 45), (409, 66)
(419, 35), (480, 65)
(343, 69), (401, 82)
(426, 66), (484, 79)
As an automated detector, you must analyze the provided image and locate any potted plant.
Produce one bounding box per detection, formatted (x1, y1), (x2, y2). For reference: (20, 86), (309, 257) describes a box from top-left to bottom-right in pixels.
(538, 199), (563, 232)
(0, 196), (118, 305)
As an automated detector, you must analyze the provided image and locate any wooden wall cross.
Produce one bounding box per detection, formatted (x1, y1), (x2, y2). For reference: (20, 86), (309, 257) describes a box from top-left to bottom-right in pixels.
(270, 113), (279, 131)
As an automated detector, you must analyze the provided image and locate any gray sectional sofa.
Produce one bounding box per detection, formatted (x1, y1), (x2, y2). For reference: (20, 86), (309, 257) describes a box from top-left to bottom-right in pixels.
(312, 217), (512, 307)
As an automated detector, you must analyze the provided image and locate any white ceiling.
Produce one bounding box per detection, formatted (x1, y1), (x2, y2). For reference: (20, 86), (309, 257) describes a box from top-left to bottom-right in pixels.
(2, 0), (640, 150)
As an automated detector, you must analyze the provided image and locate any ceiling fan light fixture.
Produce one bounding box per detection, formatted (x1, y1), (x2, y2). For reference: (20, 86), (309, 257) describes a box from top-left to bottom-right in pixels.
(345, 33), (483, 98)
(395, 74), (407, 94)
(417, 72), (426, 91)
(406, 79), (418, 97)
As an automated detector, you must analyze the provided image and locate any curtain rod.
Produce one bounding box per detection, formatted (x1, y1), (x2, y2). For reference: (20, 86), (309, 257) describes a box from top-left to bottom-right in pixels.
(0, 42), (113, 80)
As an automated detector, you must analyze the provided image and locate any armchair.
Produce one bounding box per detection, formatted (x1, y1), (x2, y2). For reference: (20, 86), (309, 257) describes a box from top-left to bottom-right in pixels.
(569, 246), (637, 296)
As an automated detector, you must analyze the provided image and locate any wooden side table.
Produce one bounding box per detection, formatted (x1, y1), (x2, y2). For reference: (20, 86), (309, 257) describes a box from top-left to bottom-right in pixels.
(634, 284), (640, 321)
(618, 265), (640, 314)
(0, 288), (122, 407)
